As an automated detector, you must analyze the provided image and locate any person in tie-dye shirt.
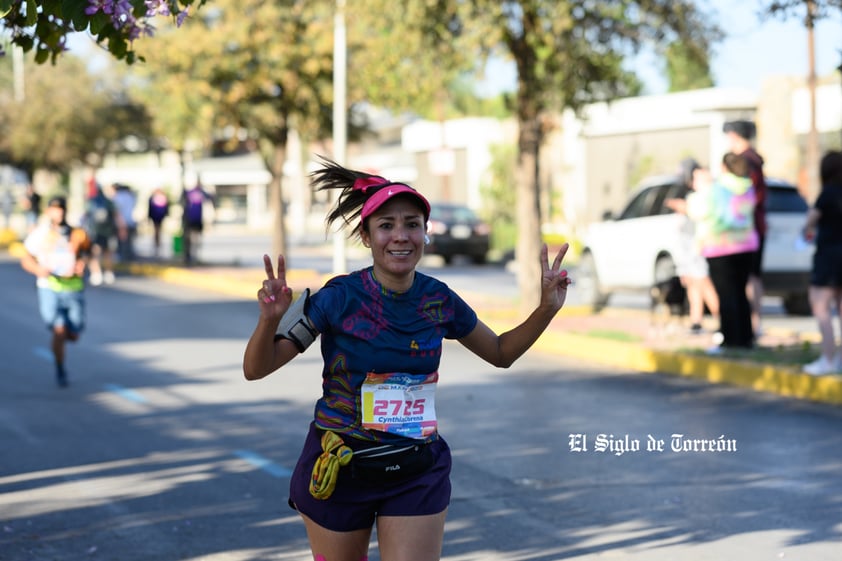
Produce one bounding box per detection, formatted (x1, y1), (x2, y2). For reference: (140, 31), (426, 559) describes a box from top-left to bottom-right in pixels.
(687, 153), (758, 351)
(243, 158), (573, 561)
(723, 120), (767, 336)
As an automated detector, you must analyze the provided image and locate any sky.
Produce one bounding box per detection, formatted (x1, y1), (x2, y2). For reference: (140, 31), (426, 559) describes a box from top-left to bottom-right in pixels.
(662, 0), (842, 94)
(479, 0), (842, 97)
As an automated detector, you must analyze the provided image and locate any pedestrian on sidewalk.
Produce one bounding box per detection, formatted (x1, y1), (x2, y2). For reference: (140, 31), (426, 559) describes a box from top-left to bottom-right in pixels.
(1, 188), (14, 229)
(113, 183), (137, 263)
(802, 150), (842, 375)
(180, 178), (213, 266)
(21, 183), (41, 232)
(686, 153), (758, 351)
(242, 159), (572, 561)
(20, 196), (90, 387)
(724, 120), (768, 337)
(147, 187), (170, 258)
(666, 158), (720, 335)
(84, 185), (119, 286)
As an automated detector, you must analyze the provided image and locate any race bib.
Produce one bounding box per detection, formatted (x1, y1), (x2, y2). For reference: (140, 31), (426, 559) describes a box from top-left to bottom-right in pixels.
(361, 372), (438, 439)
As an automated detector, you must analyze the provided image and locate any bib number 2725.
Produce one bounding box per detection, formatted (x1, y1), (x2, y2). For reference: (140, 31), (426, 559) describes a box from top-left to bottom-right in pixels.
(361, 372), (438, 439)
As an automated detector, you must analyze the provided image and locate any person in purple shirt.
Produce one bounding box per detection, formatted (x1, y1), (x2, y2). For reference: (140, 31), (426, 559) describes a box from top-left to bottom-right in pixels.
(243, 159), (572, 561)
(147, 187), (169, 258)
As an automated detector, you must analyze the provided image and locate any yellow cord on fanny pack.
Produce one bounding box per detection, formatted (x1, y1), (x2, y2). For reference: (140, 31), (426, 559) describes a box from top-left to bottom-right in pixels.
(309, 431), (353, 500)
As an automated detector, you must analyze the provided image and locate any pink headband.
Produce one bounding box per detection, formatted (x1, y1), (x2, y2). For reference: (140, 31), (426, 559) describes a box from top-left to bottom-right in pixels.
(354, 176), (431, 221)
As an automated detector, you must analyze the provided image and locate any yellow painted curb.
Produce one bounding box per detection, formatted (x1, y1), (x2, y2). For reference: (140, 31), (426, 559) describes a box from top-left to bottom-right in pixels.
(8, 241), (26, 258)
(486, 320), (842, 407)
(0, 229), (18, 247)
(121, 262), (328, 300)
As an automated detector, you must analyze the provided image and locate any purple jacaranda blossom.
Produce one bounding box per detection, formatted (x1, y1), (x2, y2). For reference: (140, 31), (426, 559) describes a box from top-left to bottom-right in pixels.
(145, 0), (172, 17)
(110, 0), (135, 27)
(176, 7), (189, 27)
(86, 0), (135, 28)
(134, 20), (157, 39)
(85, 0), (189, 43)
(85, 0), (109, 15)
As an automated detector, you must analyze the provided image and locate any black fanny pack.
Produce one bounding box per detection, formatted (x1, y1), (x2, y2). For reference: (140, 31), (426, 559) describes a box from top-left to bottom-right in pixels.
(351, 442), (434, 485)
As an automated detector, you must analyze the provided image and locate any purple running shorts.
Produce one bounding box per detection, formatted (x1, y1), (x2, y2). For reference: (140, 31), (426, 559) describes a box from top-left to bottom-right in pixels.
(288, 423), (452, 532)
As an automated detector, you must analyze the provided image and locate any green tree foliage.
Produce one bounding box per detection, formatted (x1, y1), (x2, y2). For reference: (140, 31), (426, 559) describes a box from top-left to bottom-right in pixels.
(0, 0), (204, 64)
(0, 53), (150, 177)
(133, 0), (336, 260)
(348, 0), (494, 120)
(442, 76), (512, 119)
(665, 42), (714, 92)
(356, 1), (518, 120)
(132, 0), (500, 259)
(414, 1), (721, 309)
(480, 143), (517, 254)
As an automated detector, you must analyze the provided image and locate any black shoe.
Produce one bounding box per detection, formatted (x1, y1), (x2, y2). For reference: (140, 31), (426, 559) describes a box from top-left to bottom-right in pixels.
(689, 323), (703, 335)
(56, 366), (69, 388)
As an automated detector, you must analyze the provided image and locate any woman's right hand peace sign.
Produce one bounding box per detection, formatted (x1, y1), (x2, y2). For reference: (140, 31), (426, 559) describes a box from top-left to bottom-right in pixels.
(258, 254), (293, 320)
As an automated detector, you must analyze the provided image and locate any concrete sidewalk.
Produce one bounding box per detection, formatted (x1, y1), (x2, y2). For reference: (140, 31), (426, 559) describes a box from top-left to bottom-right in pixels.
(6, 235), (842, 407)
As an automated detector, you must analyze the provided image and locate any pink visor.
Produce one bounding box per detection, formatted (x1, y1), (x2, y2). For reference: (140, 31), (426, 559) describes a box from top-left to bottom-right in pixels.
(359, 182), (431, 222)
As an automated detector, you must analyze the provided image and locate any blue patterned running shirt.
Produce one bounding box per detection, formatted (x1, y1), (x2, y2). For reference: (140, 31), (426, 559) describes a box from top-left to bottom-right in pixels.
(306, 267), (478, 444)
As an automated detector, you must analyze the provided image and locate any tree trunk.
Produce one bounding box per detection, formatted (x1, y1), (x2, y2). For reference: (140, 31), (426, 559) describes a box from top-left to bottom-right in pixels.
(268, 142), (288, 263)
(515, 116), (543, 314)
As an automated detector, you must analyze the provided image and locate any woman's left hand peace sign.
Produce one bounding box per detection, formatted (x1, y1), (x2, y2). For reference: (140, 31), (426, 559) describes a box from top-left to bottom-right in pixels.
(540, 243), (572, 311)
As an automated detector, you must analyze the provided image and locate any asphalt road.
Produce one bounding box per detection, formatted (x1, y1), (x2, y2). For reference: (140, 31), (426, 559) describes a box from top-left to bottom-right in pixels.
(1, 253), (841, 560)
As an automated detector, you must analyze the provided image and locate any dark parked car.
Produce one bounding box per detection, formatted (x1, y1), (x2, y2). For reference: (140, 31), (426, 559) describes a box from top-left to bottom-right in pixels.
(426, 203), (491, 264)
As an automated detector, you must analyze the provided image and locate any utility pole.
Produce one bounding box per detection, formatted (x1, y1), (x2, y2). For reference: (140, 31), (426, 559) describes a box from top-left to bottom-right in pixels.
(838, 51), (842, 148)
(805, 0), (820, 201)
(332, 0), (348, 274)
(12, 44), (24, 102)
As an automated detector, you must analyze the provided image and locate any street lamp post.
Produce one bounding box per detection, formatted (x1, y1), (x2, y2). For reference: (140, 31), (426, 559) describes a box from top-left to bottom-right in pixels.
(332, 0), (348, 274)
(12, 44), (24, 102)
(838, 52), (842, 148)
(804, 0), (820, 201)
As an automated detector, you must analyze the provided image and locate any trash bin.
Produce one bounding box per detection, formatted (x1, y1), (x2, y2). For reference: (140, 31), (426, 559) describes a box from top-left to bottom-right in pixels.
(172, 232), (183, 256)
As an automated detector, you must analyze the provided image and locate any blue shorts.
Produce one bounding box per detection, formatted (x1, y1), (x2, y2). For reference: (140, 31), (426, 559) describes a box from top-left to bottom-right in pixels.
(38, 287), (85, 335)
(288, 423), (452, 532)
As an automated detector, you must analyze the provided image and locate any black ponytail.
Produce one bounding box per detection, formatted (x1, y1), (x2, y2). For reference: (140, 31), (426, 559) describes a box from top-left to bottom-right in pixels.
(310, 156), (384, 235)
